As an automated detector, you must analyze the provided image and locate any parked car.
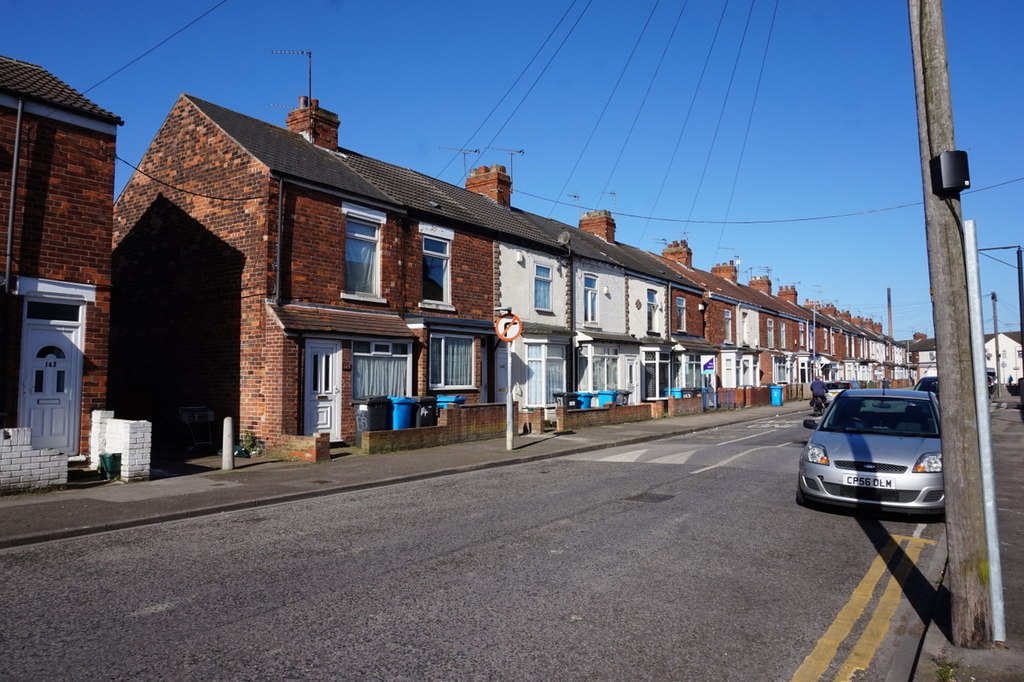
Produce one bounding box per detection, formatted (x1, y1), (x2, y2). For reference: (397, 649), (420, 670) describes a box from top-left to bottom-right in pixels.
(914, 376), (939, 394)
(797, 388), (943, 515)
(825, 380), (860, 402)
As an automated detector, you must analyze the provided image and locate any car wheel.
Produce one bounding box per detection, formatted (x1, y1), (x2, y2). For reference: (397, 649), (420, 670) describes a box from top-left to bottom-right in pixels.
(796, 486), (807, 507)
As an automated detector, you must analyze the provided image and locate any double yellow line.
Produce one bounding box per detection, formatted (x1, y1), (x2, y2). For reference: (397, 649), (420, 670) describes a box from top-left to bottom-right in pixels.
(791, 534), (937, 681)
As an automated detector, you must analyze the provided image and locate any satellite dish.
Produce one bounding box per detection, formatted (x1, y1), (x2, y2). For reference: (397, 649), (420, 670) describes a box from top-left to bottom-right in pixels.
(558, 231), (571, 246)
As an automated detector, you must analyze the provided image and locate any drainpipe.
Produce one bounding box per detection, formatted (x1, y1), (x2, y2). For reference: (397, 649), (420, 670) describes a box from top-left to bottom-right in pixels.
(5, 98), (24, 293)
(274, 176), (284, 306)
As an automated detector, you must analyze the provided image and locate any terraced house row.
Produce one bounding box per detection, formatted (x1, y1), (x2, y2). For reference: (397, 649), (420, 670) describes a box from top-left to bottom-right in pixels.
(2, 55), (912, 461)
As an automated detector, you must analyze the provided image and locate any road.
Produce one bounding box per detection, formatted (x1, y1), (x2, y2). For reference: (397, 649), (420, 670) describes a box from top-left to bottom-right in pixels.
(0, 414), (942, 680)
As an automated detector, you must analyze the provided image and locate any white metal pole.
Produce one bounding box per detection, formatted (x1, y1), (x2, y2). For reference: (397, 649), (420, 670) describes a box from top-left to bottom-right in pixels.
(222, 416), (234, 471)
(506, 340), (514, 450)
(964, 219), (1005, 642)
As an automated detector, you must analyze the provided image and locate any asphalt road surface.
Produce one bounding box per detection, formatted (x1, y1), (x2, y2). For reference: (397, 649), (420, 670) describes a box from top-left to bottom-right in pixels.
(0, 414), (942, 680)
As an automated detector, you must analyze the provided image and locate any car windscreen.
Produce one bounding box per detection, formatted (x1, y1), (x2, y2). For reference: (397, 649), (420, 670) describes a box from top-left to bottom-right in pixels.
(820, 396), (939, 437)
(825, 382), (849, 390)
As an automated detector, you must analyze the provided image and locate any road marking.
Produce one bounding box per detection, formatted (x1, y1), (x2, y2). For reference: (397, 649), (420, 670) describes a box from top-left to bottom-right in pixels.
(649, 450), (696, 465)
(790, 531), (937, 681)
(690, 444), (786, 474)
(717, 429), (774, 446)
(598, 449), (648, 462)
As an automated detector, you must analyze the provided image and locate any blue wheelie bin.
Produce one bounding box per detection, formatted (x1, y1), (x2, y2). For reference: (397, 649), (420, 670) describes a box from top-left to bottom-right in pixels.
(577, 392), (595, 409)
(597, 390), (617, 407)
(390, 397), (417, 429)
(770, 385), (783, 406)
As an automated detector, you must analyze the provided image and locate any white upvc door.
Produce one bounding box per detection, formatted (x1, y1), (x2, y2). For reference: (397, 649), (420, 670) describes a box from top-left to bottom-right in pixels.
(304, 339), (342, 439)
(20, 323), (81, 452)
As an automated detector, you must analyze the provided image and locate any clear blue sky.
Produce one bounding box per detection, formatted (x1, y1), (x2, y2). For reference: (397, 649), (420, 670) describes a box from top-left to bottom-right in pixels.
(6, 0), (1022, 339)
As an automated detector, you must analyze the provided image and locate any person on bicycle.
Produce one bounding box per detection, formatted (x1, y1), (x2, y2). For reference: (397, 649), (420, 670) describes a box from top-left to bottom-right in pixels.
(810, 376), (828, 413)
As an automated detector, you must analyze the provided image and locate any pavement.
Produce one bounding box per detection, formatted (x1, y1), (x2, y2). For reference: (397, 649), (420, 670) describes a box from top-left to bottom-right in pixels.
(1, 393), (1021, 680)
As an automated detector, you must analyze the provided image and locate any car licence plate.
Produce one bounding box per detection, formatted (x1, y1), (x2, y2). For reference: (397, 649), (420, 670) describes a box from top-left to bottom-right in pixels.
(845, 475), (895, 489)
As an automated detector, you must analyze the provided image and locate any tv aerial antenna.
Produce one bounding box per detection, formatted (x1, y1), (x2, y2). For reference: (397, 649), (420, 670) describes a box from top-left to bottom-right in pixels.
(598, 190), (617, 214)
(567, 193), (582, 219)
(486, 147), (524, 178)
(439, 146), (480, 178)
(272, 50), (313, 102)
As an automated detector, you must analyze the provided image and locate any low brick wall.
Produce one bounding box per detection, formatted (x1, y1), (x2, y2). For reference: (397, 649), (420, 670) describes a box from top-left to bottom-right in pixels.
(667, 395), (704, 416)
(555, 402), (657, 431)
(271, 433), (331, 462)
(90, 410), (153, 482)
(91, 411), (153, 482)
(0, 428), (65, 493)
(362, 402), (510, 455)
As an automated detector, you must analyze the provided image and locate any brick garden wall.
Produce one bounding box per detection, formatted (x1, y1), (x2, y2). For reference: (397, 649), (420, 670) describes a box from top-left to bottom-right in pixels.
(0, 428), (64, 493)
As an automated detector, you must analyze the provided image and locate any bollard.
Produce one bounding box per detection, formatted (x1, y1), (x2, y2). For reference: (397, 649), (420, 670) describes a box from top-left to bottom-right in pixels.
(222, 416), (234, 471)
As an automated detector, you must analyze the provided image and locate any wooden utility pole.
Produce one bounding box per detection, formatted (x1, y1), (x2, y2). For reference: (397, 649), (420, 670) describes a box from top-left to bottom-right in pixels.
(908, 0), (992, 647)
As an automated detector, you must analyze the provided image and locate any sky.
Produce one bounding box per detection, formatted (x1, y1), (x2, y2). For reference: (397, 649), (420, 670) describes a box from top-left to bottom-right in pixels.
(4, 0), (1022, 340)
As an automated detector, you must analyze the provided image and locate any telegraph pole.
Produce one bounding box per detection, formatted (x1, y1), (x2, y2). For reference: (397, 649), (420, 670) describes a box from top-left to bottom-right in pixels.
(909, 0), (993, 647)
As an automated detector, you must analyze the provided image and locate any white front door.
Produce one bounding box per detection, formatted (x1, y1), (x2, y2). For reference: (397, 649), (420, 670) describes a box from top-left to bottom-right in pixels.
(304, 340), (342, 439)
(20, 325), (81, 452)
(625, 356), (638, 405)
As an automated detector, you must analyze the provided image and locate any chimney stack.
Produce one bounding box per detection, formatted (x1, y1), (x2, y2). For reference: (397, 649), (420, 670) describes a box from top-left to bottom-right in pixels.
(778, 285), (798, 305)
(913, 332), (928, 340)
(711, 261), (738, 284)
(465, 164), (512, 207)
(838, 310), (852, 322)
(748, 275), (772, 295)
(662, 240), (693, 268)
(286, 96), (340, 150)
(579, 209), (616, 243)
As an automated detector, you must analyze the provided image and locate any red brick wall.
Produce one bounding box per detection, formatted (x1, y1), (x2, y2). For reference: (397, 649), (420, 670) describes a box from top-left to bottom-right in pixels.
(0, 105), (116, 453)
(111, 96), (273, 447)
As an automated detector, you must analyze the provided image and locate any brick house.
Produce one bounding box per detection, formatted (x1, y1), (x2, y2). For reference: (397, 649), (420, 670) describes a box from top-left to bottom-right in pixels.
(112, 95), (562, 454)
(0, 56), (122, 455)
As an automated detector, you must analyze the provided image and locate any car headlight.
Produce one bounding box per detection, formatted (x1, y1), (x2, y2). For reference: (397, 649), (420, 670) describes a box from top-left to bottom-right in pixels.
(913, 451), (942, 473)
(802, 443), (828, 465)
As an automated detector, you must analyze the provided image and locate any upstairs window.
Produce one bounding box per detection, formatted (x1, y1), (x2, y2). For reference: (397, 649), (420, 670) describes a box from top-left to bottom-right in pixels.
(583, 274), (598, 324)
(422, 235), (450, 304)
(534, 264), (552, 311)
(646, 290), (659, 334)
(724, 310), (733, 344)
(675, 296), (686, 333)
(343, 203), (385, 297)
(766, 319), (775, 349)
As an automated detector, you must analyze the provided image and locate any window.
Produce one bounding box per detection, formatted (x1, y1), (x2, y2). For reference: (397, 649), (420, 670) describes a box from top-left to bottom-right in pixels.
(422, 236), (450, 303)
(780, 322), (787, 349)
(526, 344), (566, 406)
(766, 319), (775, 349)
(534, 264), (552, 311)
(684, 354), (701, 388)
(773, 356), (789, 383)
(343, 204), (385, 297)
(675, 296), (686, 333)
(724, 310), (733, 344)
(352, 341), (410, 398)
(799, 322), (806, 349)
(646, 290), (659, 334)
(583, 275), (598, 324)
(583, 345), (618, 390)
(643, 350), (670, 398)
(430, 335), (474, 387)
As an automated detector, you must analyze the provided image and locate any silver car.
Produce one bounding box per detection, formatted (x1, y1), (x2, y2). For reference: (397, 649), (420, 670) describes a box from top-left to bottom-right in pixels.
(797, 388), (944, 515)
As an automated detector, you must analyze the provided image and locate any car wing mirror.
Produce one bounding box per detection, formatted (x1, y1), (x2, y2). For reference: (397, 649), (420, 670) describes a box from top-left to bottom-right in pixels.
(803, 418), (819, 429)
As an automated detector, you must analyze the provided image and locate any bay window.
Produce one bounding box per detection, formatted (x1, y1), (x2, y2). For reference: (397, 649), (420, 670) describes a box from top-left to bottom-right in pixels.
(526, 344), (566, 406)
(429, 335), (474, 388)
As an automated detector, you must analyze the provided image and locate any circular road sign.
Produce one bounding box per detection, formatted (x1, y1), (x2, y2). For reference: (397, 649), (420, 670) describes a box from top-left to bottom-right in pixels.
(494, 313), (523, 342)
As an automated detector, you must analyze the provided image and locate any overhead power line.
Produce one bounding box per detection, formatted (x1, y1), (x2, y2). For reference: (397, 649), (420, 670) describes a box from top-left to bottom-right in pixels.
(517, 175), (1024, 227)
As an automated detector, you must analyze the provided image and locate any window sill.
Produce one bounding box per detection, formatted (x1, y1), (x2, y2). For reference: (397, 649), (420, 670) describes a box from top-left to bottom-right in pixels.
(419, 301), (456, 312)
(341, 292), (387, 304)
(535, 308), (555, 315)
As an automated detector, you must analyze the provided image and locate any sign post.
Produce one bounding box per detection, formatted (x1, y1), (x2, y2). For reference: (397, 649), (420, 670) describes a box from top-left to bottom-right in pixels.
(494, 312), (522, 450)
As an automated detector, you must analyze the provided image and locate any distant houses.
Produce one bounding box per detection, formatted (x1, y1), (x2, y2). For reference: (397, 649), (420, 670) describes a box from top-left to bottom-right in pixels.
(3, 56), (926, 461)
